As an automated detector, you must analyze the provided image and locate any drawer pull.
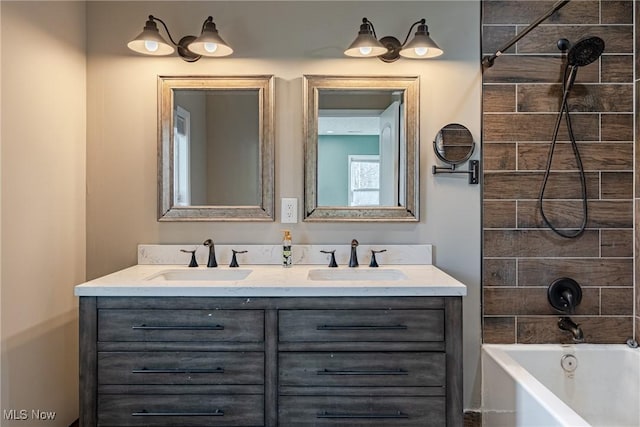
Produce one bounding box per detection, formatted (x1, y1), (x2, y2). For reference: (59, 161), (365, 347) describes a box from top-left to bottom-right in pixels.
(316, 324), (407, 331)
(132, 324), (224, 331)
(317, 410), (408, 419)
(132, 367), (225, 374)
(132, 409), (224, 417)
(317, 368), (407, 375)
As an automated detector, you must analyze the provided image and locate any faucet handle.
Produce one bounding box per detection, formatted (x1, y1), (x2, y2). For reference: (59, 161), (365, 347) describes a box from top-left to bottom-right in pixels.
(180, 249), (198, 268)
(369, 249), (387, 268)
(229, 250), (248, 268)
(320, 250), (338, 268)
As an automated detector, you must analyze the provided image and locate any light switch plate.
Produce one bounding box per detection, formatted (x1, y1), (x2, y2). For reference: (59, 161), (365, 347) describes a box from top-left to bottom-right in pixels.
(281, 198), (298, 223)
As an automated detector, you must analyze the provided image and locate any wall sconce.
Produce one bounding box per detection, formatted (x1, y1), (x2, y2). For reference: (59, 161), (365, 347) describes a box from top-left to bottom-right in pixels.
(344, 17), (443, 62)
(127, 15), (233, 62)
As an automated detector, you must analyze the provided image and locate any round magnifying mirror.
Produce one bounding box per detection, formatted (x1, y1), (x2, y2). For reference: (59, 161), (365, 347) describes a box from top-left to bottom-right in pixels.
(433, 123), (475, 165)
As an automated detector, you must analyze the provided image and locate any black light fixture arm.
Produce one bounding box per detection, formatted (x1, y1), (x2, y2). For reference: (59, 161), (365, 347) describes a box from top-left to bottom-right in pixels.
(401, 19), (426, 47)
(482, 0), (570, 68)
(362, 17), (378, 39)
(148, 15), (180, 47)
(201, 16), (214, 32)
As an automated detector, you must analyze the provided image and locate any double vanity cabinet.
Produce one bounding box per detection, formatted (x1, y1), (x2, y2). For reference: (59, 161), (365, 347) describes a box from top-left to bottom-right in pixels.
(76, 259), (466, 427)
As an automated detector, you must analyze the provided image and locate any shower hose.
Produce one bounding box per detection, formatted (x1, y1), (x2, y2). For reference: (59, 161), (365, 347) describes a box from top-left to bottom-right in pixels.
(538, 62), (588, 239)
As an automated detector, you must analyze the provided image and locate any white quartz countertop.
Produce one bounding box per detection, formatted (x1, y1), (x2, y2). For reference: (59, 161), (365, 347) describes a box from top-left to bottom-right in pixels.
(74, 264), (467, 297)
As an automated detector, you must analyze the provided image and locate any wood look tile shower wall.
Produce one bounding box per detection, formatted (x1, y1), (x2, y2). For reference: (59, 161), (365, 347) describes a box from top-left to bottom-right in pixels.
(482, 0), (635, 344)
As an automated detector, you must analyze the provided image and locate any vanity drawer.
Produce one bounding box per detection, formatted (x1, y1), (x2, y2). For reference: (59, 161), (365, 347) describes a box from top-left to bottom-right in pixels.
(279, 352), (445, 387)
(98, 309), (264, 342)
(278, 395), (445, 426)
(98, 394), (263, 427)
(279, 310), (443, 342)
(98, 351), (264, 385)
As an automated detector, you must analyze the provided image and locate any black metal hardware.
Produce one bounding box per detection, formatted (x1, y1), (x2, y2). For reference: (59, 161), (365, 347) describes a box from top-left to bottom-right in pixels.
(432, 160), (479, 184)
(317, 410), (408, 419)
(482, 0), (570, 68)
(203, 239), (217, 267)
(320, 250), (338, 267)
(180, 249), (198, 267)
(548, 277), (582, 314)
(369, 249), (387, 267)
(349, 239), (359, 267)
(132, 367), (224, 374)
(317, 368), (407, 375)
(132, 409), (224, 417)
(132, 324), (224, 331)
(229, 249), (247, 267)
(317, 324), (407, 331)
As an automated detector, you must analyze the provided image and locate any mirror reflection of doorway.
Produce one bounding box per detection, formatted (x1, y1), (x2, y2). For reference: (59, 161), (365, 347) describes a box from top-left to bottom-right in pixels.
(378, 100), (400, 206)
(173, 106), (191, 206)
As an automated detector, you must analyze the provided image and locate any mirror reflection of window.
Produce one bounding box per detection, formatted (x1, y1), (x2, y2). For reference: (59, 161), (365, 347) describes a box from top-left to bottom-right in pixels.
(349, 155), (380, 206)
(173, 106), (191, 206)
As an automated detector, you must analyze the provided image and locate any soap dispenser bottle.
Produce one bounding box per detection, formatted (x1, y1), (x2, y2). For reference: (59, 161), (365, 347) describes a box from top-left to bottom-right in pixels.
(282, 230), (292, 268)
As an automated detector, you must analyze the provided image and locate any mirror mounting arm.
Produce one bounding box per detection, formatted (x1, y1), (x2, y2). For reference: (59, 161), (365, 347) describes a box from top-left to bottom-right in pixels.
(432, 160), (479, 185)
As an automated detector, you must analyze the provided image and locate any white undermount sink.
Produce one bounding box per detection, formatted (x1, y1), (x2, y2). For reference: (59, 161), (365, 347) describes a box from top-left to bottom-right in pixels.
(307, 268), (408, 281)
(145, 269), (253, 281)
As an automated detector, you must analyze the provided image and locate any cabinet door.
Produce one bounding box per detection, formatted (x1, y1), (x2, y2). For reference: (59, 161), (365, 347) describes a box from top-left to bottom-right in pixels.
(279, 310), (443, 342)
(98, 309), (264, 342)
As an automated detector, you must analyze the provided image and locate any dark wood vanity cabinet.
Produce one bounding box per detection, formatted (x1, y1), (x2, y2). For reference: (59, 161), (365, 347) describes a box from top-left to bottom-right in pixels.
(79, 296), (462, 427)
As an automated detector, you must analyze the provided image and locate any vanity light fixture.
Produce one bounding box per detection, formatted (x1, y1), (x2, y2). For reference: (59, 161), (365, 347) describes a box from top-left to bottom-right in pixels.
(344, 17), (443, 62)
(128, 15), (233, 62)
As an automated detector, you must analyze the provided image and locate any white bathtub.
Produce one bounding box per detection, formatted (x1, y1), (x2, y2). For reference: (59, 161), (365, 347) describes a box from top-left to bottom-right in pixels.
(482, 344), (640, 427)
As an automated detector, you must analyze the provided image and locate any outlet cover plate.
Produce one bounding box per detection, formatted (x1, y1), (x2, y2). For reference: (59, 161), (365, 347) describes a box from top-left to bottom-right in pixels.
(281, 198), (298, 223)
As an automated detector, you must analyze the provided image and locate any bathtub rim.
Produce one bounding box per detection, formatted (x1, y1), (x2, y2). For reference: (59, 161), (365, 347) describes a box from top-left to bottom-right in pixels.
(482, 343), (592, 427)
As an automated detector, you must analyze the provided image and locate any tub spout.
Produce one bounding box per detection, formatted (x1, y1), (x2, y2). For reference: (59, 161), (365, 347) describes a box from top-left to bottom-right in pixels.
(558, 316), (584, 342)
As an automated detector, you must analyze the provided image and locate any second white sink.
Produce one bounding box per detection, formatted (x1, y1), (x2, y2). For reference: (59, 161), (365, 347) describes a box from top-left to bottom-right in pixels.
(146, 269), (252, 282)
(307, 268), (408, 281)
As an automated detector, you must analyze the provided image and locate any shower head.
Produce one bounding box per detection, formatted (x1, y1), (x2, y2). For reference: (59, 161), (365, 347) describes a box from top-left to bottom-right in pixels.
(567, 36), (605, 67)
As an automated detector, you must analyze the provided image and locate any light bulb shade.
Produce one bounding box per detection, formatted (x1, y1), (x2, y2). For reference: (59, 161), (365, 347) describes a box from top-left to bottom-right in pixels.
(127, 19), (174, 56)
(399, 24), (443, 59)
(188, 20), (233, 57)
(344, 22), (387, 57)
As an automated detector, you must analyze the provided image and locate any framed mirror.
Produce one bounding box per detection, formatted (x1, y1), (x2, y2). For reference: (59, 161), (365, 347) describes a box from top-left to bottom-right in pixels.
(303, 75), (419, 222)
(158, 75), (275, 221)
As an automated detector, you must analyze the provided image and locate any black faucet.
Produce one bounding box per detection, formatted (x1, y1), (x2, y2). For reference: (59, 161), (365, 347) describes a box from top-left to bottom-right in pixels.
(558, 317), (584, 342)
(203, 239), (217, 267)
(348, 239), (359, 267)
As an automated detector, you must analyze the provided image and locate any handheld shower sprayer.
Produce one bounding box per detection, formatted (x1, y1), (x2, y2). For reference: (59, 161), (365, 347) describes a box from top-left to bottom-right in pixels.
(538, 36), (604, 239)
(567, 36), (605, 67)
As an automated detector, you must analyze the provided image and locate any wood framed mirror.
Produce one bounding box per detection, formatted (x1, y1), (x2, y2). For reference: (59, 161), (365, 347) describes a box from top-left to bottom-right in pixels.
(303, 75), (419, 222)
(158, 75), (275, 221)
